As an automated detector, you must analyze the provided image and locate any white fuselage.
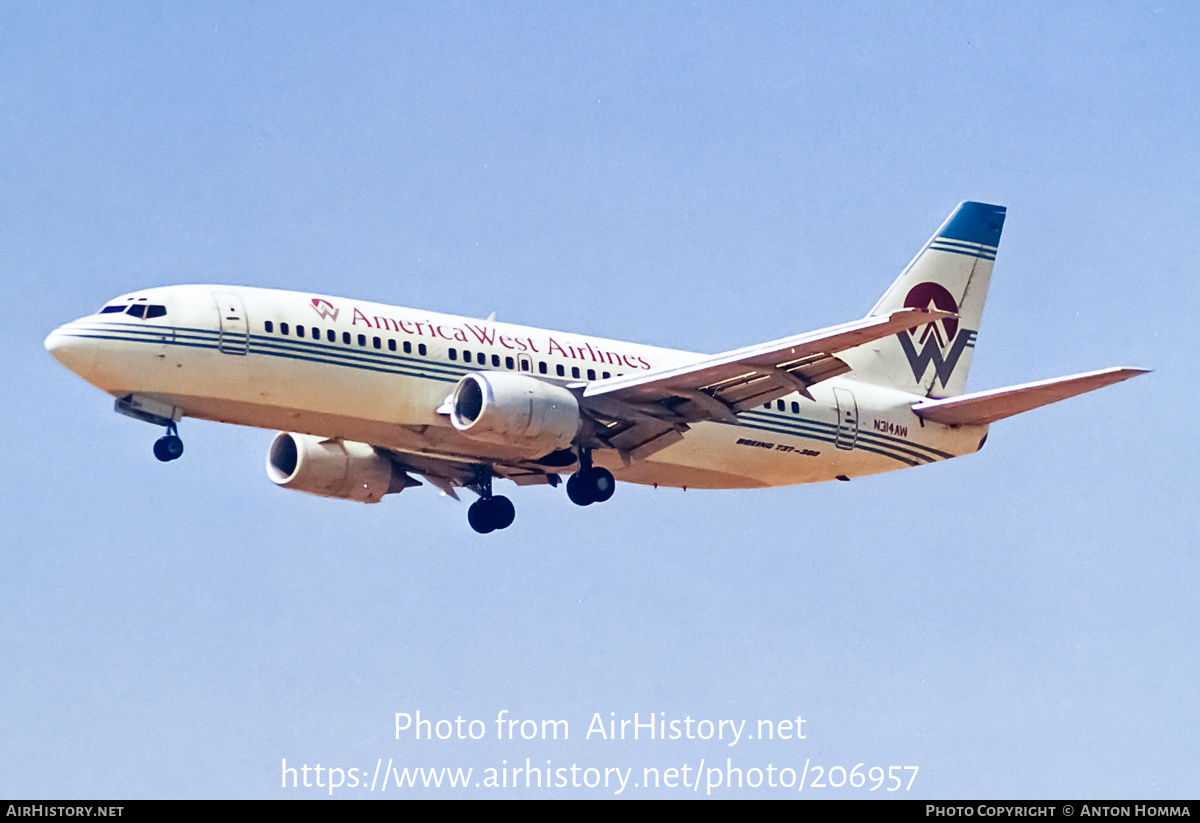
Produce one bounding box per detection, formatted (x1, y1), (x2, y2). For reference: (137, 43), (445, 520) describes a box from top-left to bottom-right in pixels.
(45, 285), (986, 490)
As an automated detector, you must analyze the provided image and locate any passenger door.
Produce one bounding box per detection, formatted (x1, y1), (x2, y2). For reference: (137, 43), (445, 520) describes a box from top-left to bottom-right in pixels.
(833, 387), (859, 450)
(213, 292), (249, 355)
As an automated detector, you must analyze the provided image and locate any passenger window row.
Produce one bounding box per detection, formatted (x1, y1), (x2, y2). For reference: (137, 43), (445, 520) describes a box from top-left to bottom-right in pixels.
(263, 321), (426, 356)
(763, 399), (804, 414)
(260, 321), (623, 381)
(447, 347), (618, 381)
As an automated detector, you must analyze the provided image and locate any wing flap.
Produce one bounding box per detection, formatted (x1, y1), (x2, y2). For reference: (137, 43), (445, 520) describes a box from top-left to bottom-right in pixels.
(912, 367), (1149, 426)
(606, 419), (687, 459)
(381, 449), (564, 497)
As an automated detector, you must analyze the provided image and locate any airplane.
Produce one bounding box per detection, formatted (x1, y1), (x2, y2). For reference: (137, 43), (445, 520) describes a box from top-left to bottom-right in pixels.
(45, 201), (1147, 533)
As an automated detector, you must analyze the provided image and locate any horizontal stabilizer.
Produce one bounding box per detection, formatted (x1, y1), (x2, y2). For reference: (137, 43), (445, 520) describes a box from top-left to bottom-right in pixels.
(912, 367), (1149, 426)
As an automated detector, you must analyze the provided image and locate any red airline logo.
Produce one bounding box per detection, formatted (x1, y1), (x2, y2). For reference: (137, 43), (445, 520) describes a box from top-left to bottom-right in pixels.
(310, 298), (340, 322)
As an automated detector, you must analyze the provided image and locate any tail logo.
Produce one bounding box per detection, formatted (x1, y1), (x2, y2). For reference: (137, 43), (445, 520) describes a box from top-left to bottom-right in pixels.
(897, 282), (975, 388)
(310, 298), (340, 322)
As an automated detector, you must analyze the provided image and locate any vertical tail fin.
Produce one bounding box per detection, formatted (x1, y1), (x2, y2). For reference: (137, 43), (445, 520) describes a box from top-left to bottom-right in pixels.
(842, 201), (1006, 398)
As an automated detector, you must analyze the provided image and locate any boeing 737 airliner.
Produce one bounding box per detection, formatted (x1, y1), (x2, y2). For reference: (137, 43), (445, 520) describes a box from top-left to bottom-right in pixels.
(45, 202), (1146, 532)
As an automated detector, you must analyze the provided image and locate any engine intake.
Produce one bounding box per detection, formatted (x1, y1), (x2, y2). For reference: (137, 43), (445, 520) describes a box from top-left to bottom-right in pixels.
(266, 432), (412, 503)
(450, 372), (580, 455)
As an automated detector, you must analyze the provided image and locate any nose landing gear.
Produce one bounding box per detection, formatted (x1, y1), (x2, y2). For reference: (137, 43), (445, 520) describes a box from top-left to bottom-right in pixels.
(152, 422), (184, 462)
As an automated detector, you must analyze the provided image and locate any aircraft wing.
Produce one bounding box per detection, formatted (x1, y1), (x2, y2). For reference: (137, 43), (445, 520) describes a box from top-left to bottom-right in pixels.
(911, 367), (1149, 426)
(578, 308), (953, 459)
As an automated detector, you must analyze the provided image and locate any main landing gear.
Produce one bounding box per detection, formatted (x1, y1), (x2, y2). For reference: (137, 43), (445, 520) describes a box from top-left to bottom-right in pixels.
(566, 449), (615, 507)
(466, 450), (617, 533)
(152, 422), (184, 462)
(467, 466), (515, 534)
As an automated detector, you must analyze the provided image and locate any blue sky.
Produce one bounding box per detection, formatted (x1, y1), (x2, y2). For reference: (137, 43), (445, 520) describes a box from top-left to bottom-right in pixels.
(2, 2), (1197, 798)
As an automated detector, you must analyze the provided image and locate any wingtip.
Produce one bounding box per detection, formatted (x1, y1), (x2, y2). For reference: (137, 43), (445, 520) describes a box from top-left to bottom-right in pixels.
(1111, 366), (1152, 379)
(888, 306), (958, 326)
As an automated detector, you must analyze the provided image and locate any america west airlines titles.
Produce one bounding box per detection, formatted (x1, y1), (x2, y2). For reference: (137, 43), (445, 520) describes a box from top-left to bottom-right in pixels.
(330, 300), (655, 371)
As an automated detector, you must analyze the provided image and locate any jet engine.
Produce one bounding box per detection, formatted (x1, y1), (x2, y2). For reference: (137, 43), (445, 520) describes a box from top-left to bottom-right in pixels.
(266, 432), (413, 503)
(449, 371), (580, 455)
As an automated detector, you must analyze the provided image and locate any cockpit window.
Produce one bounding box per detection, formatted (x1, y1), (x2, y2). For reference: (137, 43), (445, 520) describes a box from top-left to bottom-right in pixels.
(97, 302), (168, 319)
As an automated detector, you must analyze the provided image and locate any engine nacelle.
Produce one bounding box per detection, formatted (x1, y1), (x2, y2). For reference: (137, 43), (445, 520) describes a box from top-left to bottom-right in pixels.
(266, 432), (406, 503)
(450, 371), (580, 454)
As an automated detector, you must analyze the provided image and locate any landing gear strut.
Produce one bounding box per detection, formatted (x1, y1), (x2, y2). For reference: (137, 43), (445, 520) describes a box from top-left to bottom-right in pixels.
(566, 449), (615, 506)
(152, 422), (184, 462)
(467, 465), (515, 534)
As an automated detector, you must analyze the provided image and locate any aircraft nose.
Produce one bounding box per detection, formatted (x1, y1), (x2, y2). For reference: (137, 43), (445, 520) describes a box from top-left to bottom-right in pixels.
(45, 326), (67, 357)
(45, 323), (97, 374)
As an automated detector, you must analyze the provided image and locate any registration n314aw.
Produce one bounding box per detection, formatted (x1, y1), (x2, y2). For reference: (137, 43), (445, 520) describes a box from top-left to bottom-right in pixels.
(45, 202), (1146, 533)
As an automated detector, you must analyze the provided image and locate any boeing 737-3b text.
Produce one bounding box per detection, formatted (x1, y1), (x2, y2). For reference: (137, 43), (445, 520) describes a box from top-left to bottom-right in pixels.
(45, 202), (1147, 533)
